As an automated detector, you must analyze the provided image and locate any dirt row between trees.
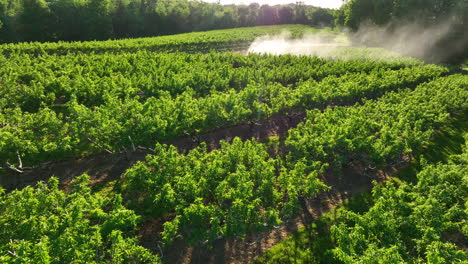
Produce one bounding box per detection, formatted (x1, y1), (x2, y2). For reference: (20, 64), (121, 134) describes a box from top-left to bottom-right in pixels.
(3, 78), (431, 191)
(0, 112), (305, 191)
(0, 110), (404, 264)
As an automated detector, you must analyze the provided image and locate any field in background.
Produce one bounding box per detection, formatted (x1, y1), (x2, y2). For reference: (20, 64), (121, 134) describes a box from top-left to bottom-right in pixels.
(0, 25), (325, 55)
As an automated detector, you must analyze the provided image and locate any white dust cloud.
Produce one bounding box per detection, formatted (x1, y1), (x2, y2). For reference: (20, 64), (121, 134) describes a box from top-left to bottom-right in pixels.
(247, 19), (466, 62)
(247, 31), (349, 58)
(351, 20), (466, 62)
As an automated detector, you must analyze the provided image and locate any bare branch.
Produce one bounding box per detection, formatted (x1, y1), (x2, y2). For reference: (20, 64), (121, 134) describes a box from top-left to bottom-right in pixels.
(157, 242), (164, 259)
(5, 162), (23, 173)
(137, 146), (155, 153)
(16, 151), (22, 169)
(128, 136), (136, 152)
(87, 137), (113, 154)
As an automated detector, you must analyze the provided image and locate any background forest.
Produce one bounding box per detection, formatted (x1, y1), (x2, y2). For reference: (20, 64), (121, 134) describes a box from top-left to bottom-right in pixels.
(1, 0), (465, 60)
(0, 0), (335, 43)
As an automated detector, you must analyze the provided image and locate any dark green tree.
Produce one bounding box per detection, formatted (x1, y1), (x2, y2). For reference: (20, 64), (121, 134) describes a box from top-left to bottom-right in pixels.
(0, 0), (338, 43)
(49, 0), (88, 41)
(278, 5), (293, 24)
(84, 0), (113, 40)
(307, 7), (334, 27)
(18, 0), (55, 41)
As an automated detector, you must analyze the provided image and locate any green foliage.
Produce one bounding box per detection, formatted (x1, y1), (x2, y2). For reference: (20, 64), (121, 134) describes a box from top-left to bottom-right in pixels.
(120, 74), (467, 246)
(0, 22), (466, 257)
(0, 24), (320, 55)
(254, 76), (468, 264)
(337, 0), (466, 29)
(331, 141), (468, 263)
(0, 50), (434, 166)
(18, 0), (55, 42)
(121, 138), (327, 245)
(0, 175), (159, 263)
(287, 74), (468, 172)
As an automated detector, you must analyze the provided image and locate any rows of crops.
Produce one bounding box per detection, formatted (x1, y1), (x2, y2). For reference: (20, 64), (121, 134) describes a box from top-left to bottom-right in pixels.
(0, 51), (420, 110)
(0, 25), (322, 56)
(1, 25), (467, 263)
(256, 128), (468, 264)
(1, 71), (466, 262)
(120, 74), (468, 246)
(0, 175), (159, 263)
(331, 144), (468, 263)
(0, 51), (435, 167)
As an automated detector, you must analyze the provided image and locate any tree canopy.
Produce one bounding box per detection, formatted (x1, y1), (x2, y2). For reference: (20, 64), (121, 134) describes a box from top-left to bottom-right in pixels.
(336, 0), (467, 63)
(0, 0), (335, 43)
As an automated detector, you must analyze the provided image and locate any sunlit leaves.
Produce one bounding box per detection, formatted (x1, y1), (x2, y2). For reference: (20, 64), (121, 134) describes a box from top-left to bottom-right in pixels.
(0, 175), (159, 263)
(0, 51), (443, 166)
(330, 137), (468, 263)
(122, 138), (323, 245)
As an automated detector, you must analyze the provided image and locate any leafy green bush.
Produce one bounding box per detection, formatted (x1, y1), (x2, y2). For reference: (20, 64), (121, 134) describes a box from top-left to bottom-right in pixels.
(0, 175), (159, 264)
(331, 136), (468, 263)
(120, 74), (467, 246)
(0, 50), (442, 166)
(121, 138), (327, 245)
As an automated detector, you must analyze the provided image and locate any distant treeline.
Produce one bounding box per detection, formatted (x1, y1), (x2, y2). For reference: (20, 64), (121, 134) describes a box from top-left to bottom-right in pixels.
(335, 0), (467, 63)
(0, 0), (335, 43)
(336, 0), (466, 30)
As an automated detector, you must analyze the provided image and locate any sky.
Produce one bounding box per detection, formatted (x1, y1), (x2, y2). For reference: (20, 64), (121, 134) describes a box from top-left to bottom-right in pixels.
(201, 0), (344, 9)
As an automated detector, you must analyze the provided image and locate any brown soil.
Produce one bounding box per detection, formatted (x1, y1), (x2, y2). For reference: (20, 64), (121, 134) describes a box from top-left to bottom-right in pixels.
(167, 112), (306, 152)
(0, 149), (152, 191)
(0, 112), (305, 191)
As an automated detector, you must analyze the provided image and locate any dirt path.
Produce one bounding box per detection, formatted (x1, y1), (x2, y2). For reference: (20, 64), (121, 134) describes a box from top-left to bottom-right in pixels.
(0, 112), (305, 191)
